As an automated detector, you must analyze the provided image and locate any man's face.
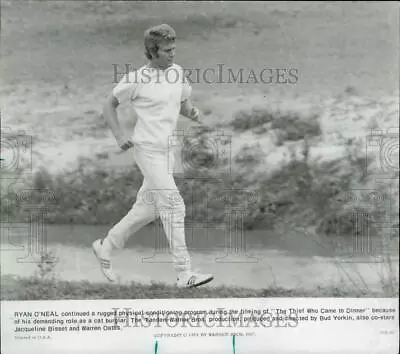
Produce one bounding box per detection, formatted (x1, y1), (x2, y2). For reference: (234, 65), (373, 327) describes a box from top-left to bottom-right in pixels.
(151, 41), (176, 69)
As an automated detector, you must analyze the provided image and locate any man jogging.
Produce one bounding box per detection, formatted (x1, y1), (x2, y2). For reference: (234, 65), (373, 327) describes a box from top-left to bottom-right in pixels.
(92, 24), (214, 288)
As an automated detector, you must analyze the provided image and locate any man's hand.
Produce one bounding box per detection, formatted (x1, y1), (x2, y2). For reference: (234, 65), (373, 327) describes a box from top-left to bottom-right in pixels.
(116, 136), (134, 151)
(103, 94), (134, 151)
(188, 107), (201, 123)
(180, 99), (203, 124)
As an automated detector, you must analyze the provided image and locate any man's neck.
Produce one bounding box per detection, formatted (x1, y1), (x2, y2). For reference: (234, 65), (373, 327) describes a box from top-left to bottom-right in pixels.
(148, 62), (172, 70)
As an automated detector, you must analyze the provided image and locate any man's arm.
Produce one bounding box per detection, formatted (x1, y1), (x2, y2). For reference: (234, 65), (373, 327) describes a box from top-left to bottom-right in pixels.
(102, 93), (133, 151)
(180, 98), (201, 123)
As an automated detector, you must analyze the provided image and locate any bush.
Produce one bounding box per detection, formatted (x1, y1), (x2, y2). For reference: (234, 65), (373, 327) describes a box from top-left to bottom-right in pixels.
(35, 251), (58, 281)
(271, 113), (321, 145)
(6, 164), (143, 224)
(5, 99), (393, 260)
(230, 107), (322, 147)
(234, 143), (264, 168)
(231, 107), (275, 132)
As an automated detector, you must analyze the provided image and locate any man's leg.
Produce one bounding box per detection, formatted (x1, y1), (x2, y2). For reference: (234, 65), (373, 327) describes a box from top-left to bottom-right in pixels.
(134, 146), (191, 274)
(93, 177), (159, 282)
(105, 178), (158, 250)
(134, 145), (213, 287)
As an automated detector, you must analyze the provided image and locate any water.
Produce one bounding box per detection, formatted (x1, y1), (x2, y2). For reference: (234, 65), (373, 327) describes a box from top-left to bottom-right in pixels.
(1, 224), (398, 292)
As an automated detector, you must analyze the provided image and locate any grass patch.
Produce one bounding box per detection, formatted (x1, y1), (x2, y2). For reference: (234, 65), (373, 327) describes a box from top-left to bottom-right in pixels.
(230, 106), (321, 146)
(231, 107), (276, 132)
(2, 162), (144, 225)
(0, 275), (385, 300)
(2, 129), (396, 244)
(272, 113), (321, 146)
(234, 143), (265, 168)
(2, 108), (396, 256)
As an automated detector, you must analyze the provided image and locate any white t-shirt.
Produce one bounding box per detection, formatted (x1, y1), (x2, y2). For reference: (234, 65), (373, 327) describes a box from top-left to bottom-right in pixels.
(112, 63), (192, 150)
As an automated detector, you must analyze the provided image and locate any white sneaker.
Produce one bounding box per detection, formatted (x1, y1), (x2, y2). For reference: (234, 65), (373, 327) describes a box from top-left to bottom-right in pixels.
(92, 239), (118, 283)
(177, 270), (214, 288)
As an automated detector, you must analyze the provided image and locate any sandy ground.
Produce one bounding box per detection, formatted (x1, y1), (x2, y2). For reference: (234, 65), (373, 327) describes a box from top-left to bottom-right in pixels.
(1, 1), (398, 177)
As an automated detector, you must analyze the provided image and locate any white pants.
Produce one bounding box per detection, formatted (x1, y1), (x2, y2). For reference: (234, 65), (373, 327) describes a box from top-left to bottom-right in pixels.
(105, 144), (191, 274)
